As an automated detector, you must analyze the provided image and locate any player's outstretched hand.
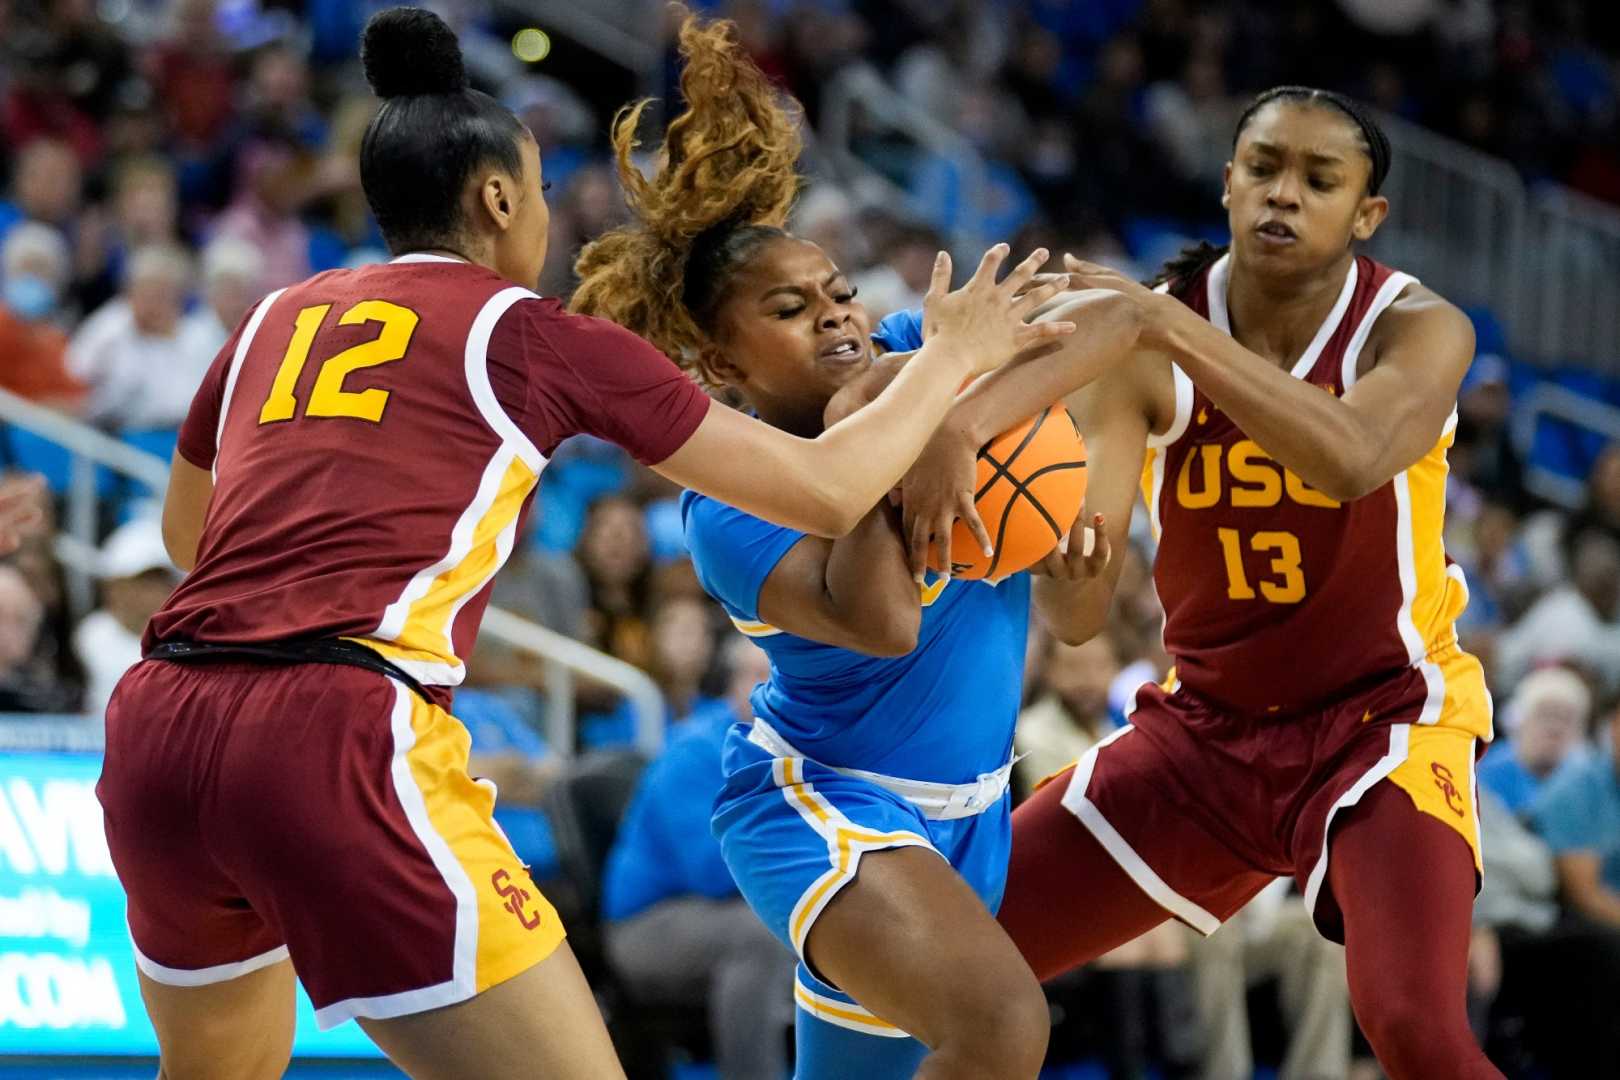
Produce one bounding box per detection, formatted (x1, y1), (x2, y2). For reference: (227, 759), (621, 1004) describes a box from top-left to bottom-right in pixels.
(923, 245), (1077, 375)
(1030, 510), (1111, 583)
(897, 423), (994, 584)
(0, 474), (46, 555)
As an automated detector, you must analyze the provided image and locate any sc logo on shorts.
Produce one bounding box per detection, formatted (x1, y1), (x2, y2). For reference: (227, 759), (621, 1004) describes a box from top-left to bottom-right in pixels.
(1430, 762), (1465, 817)
(491, 868), (543, 930)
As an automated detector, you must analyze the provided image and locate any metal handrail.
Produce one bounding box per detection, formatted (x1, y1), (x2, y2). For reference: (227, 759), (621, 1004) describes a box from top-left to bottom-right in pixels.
(819, 62), (992, 258)
(480, 605), (666, 757)
(0, 388), (170, 618)
(1510, 382), (1620, 508)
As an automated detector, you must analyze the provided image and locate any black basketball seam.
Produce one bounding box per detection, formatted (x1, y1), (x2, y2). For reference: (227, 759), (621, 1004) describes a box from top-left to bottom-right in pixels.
(976, 407), (1052, 500)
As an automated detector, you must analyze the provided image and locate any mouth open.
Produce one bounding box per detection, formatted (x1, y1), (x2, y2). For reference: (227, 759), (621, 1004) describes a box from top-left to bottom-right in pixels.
(1255, 221), (1298, 243)
(820, 337), (865, 363)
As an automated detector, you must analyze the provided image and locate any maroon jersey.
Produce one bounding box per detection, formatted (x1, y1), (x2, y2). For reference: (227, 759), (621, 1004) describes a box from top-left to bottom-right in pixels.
(1141, 254), (1486, 734)
(149, 254), (710, 687)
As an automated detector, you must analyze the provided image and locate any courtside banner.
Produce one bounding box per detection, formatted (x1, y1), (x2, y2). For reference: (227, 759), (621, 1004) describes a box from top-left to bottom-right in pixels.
(0, 750), (382, 1057)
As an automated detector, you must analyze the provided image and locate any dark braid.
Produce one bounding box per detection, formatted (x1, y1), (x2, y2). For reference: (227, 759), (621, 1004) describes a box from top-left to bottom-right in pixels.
(1148, 86), (1393, 291)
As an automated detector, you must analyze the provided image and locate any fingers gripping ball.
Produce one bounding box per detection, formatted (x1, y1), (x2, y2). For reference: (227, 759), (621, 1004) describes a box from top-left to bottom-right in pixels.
(927, 404), (1088, 580)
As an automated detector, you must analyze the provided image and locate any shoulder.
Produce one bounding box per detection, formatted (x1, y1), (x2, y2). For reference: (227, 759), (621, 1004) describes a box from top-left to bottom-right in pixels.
(871, 308), (924, 354)
(1368, 280), (1474, 358)
(503, 296), (662, 355)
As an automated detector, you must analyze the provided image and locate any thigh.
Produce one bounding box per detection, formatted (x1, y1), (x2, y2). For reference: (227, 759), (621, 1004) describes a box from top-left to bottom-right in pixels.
(803, 845), (1039, 1053)
(997, 728), (1271, 982)
(137, 958), (296, 1080)
(360, 941), (623, 1080)
(210, 667), (566, 1027)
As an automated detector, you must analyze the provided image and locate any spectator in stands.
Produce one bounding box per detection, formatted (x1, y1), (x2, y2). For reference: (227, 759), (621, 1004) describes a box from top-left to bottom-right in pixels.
(1567, 442), (1620, 546)
(1014, 631), (1122, 799)
(601, 638), (795, 1080)
(1496, 525), (1620, 693)
(211, 132), (314, 295)
(648, 594), (721, 725)
(1533, 697), (1620, 929)
(72, 517), (180, 722)
(1454, 500), (1535, 642)
(1451, 354), (1527, 513)
(1521, 699), (1620, 1075)
(0, 563), (77, 713)
(578, 495), (655, 671)
(0, 139), (84, 245)
(1191, 879), (1351, 1080)
(149, 0), (238, 162)
(183, 237), (265, 358)
(75, 155), (185, 312)
(1478, 665), (1593, 815)
(67, 244), (217, 428)
(0, 223), (85, 410)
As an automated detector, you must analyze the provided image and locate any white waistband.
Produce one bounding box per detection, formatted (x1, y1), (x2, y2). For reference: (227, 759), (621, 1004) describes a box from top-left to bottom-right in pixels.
(746, 717), (1014, 821)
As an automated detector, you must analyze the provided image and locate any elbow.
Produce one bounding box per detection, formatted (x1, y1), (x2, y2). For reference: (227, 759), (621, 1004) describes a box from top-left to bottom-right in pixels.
(1317, 460), (1384, 503)
(862, 608), (921, 657)
(161, 519), (197, 572)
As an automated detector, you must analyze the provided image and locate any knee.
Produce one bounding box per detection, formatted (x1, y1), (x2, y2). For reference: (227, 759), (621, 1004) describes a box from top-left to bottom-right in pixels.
(936, 969), (1050, 1078)
(1353, 977), (1471, 1076)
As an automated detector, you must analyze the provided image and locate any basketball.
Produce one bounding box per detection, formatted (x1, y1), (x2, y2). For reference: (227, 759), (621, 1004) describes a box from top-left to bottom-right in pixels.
(927, 404), (1088, 581)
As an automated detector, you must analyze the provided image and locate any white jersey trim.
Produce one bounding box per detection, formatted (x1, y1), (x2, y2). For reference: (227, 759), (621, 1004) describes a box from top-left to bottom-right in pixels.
(1207, 253), (1360, 380)
(371, 288), (548, 683)
(212, 288), (286, 482)
(1339, 271), (1416, 389)
(1303, 722), (1411, 920)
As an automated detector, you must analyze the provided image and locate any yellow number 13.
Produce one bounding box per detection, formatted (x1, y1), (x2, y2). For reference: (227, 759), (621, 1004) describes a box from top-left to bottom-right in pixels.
(259, 300), (419, 424)
(1216, 528), (1306, 604)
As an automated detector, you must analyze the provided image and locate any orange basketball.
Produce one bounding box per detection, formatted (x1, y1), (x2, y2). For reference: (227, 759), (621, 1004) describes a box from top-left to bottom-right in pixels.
(926, 404), (1088, 581)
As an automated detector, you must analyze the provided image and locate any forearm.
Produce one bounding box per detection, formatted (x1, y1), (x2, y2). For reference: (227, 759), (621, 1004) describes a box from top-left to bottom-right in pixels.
(1572, 886), (1620, 929)
(1150, 299), (1380, 500)
(795, 342), (978, 533)
(1032, 573), (1116, 645)
(951, 291), (1142, 445)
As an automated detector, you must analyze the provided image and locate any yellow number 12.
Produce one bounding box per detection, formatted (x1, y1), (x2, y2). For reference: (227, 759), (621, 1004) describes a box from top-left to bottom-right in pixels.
(259, 300), (419, 424)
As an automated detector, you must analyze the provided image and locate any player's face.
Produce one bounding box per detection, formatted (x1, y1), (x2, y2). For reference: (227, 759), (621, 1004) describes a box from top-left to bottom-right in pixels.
(712, 237), (874, 427)
(491, 134), (550, 288)
(1223, 103), (1388, 274)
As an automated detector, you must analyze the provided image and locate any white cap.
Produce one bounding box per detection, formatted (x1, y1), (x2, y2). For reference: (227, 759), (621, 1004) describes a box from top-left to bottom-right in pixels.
(98, 518), (177, 580)
(1505, 665), (1592, 733)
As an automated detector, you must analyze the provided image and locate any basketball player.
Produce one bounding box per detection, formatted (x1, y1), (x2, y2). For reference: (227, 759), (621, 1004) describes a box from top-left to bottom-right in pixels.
(972, 88), (1501, 1078)
(572, 16), (1139, 1078)
(91, 10), (1070, 1080)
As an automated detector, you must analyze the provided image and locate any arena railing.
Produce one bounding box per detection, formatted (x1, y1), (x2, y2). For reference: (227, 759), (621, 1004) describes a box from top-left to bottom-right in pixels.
(1510, 381), (1620, 509)
(0, 392), (666, 757)
(1517, 187), (1620, 374)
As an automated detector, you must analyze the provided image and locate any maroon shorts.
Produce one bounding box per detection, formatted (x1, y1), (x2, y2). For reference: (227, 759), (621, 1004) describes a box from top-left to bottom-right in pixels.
(1054, 652), (1488, 941)
(96, 659), (564, 1028)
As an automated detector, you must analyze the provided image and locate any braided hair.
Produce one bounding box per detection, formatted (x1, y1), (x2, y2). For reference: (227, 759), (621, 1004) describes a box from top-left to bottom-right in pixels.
(1150, 86), (1392, 290)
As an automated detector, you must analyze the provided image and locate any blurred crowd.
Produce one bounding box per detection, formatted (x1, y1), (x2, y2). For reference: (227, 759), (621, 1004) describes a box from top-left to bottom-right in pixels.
(1, 1), (1618, 1077)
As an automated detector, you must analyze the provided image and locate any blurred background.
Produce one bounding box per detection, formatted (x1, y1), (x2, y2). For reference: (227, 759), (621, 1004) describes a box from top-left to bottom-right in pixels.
(0, 0), (1617, 1076)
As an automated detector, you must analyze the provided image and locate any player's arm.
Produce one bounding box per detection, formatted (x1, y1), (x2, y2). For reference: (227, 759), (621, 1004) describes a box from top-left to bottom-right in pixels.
(753, 502), (921, 657)
(655, 248), (1077, 537)
(1067, 259), (1474, 501)
(889, 289), (1143, 576)
(1029, 365), (1154, 645)
(161, 453), (212, 571)
(1553, 851), (1620, 930)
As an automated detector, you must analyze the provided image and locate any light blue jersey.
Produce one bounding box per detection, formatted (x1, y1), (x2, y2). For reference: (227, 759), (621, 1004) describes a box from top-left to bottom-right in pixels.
(680, 310), (1034, 1077)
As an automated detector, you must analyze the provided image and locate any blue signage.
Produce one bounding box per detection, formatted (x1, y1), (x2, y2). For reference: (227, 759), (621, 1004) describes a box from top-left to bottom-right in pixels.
(0, 751), (382, 1057)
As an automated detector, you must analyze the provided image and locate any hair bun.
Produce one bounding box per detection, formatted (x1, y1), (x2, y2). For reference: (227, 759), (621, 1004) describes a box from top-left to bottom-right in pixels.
(362, 7), (468, 99)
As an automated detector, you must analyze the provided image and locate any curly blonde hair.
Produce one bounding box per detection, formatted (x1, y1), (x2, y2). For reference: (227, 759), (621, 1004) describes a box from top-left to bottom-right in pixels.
(570, 8), (803, 387)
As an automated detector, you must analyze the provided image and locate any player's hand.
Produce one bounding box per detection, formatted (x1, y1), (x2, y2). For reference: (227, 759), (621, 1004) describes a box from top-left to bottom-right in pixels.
(898, 422), (993, 584)
(1029, 510), (1111, 583)
(1061, 254), (1177, 342)
(0, 474), (46, 555)
(923, 246), (1077, 375)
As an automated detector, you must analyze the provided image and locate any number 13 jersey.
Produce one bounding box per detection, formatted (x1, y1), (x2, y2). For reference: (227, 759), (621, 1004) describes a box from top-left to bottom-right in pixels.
(147, 254), (711, 687)
(1142, 252), (1485, 733)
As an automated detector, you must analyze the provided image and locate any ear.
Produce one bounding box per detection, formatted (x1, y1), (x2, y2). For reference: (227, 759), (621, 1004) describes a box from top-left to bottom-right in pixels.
(1351, 194), (1389, 242)
(1221, 161), (1232, 209)
(701, 346), (747, 389)
(479, 171), (517, 233)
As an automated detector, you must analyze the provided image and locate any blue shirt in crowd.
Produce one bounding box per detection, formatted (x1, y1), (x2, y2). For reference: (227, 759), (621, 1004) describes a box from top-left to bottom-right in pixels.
(1477, 740), (1586, 816)
(1531, 749), (1620, 893)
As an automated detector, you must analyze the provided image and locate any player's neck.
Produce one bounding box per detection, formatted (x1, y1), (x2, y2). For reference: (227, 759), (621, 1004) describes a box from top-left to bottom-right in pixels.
(1225, 251), (1355, 370)
(746, 394), (825, 439)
